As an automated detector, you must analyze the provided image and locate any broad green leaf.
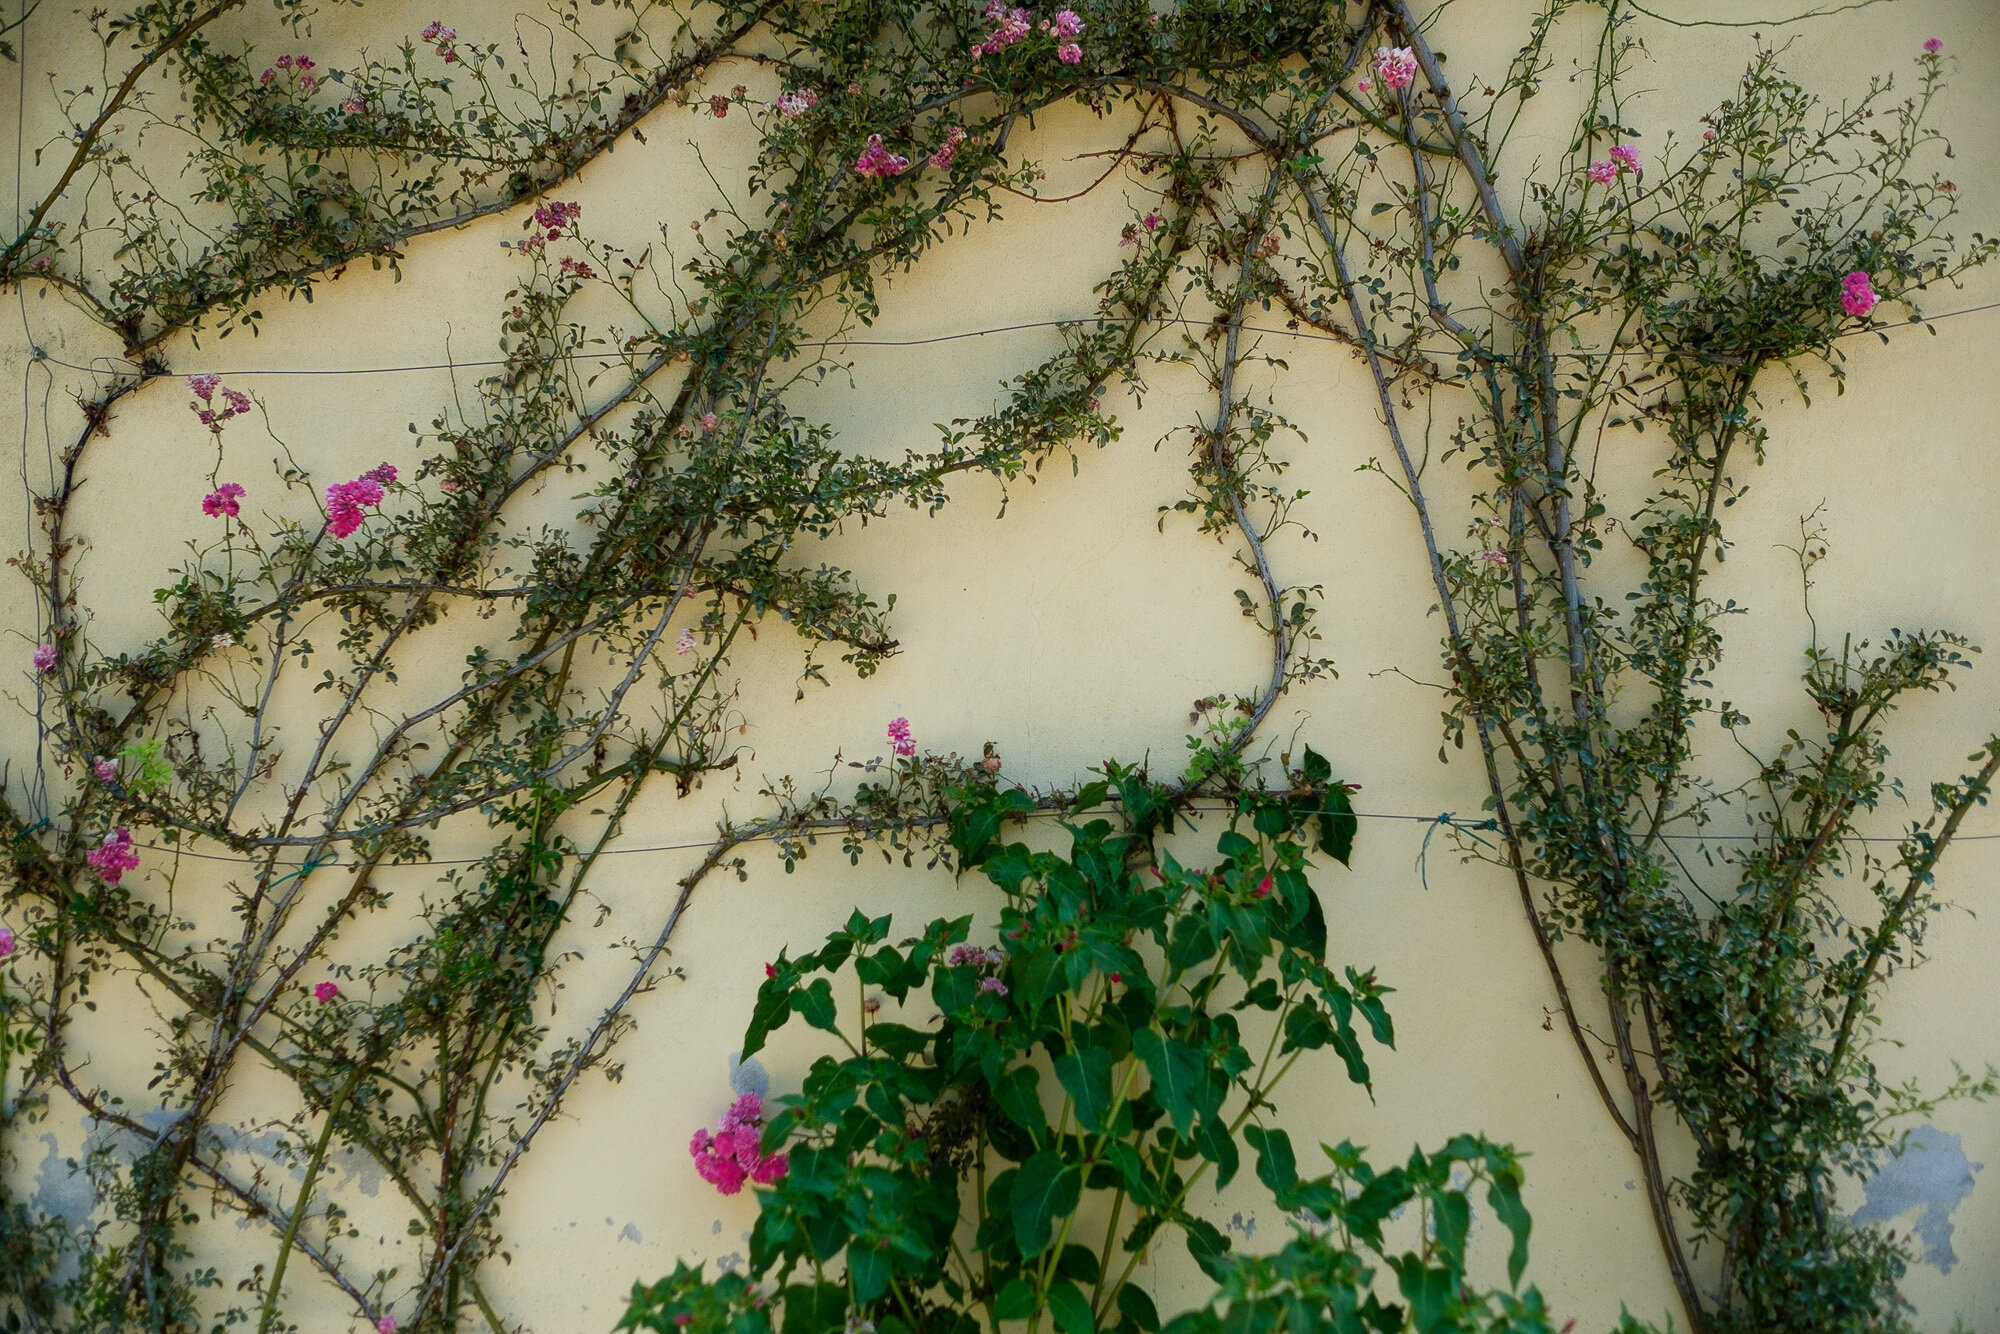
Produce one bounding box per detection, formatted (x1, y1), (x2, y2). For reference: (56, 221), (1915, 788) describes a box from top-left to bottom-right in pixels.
(1011, 1150), (1082, 1257)
(1131, 1030), (1202, 1135)
(1053, 1045), (1115, 1133)
(994, 1280), (1037, 1320)
(1244, 1125), (1298, 1203)
(1316, 783), (1356, 867)
(1047, 1280), (1093, 1334)
(1487, 1166), (1533, 1287)
(847, 1244), (891, 1304)
(994, 1066), (1050, 1141)
(794, 978), (839, 1034)
(1115, 1283), (1160, 1333)
(1192, 1115), (1240, 1188)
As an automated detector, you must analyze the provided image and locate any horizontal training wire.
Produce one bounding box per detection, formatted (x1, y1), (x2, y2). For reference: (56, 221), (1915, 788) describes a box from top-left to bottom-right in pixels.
(109, 800), (2000, 874)
(21, 299), (2000, 382)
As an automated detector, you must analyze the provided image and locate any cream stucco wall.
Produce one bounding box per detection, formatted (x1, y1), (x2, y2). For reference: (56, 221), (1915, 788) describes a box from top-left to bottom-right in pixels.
(4, 1), (2000, 1330)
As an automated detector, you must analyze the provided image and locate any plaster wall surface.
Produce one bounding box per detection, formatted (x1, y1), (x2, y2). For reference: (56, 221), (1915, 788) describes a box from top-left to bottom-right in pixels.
(2, 2), (1999, 1331)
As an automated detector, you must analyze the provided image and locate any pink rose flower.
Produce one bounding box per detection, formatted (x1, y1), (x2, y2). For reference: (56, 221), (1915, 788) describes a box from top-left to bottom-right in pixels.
(314, 981), (340, 1003)
(85, 828), (140, 885)
(1373, 46), (1417, 91)
(202, 483), (246, 518)
(1586, 160), (1617, 186)
(1840, 270), (1879, 318)
(32, 643), (56, 672)
(0, 924), (14, 959)
(887, 716), (915, 757)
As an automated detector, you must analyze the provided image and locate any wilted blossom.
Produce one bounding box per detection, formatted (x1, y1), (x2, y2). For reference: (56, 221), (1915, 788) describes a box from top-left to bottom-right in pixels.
(887, 716), (915, 757)
(188, 379), (251, 433)
(978, 976), (1009, 996)
(528, 199), (581, 246)
(0, 924), (13, 959)
(1841, 270), (1879, 318)
(1373, 46), (1417, 91)
(202, 482), (245, 518)
(676, 628), (697, 655)
(775, 88), (819, 118)
(32, 643), (56, 672)
(421, 21), (460, 62)
(1608, 144), (1642, 178)
(1478, 549), (1510, 567)
(363, 462), (399, 487)
(86, 828), (140, 885)
(854, 135), (909, 179)
(928, 125), (968, 170)
(689, 1092), (789, 1195)
(559, 257), (595, 279)
(947, 943), (1006, 969)
(93, 756), (117, 782)
(1142, 212), (1160, 232)
(326, 475), (387, 538)
(342, 97), (367, 115)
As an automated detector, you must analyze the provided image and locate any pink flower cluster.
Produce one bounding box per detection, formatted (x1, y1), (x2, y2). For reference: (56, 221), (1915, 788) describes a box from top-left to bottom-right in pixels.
(32, 643), (56, 672)
(975, 0), (1032, 55)
(1586, 145), (1639, 188)
(1841, 270), (1879, 318)
(676, 627), (697, 655)
(559, 256), (595, 279)
(259, 54), (318, 91)
(534, 200), (582, 238)
(202, 482), (245, 518)
(342, 96), (368, 115)
(314, 981), (340, 1003)
(521, 200), (582, 253)
(948, 943), (1005, 968)
(854, 135), (909, 179)
(1373, 46), (1417, 91)
(187, 376), (253, 433)
(887, 716), (915, 757)
(929, 125), (968, 170)
(775, 88), (819, 119)
(971, 1), (1082, 63)
(326, 470), (391, 539)
(86, 827), (140, 885)
(689, 1093), (788, 1195)
(0, 923), (14, 959)
(1924, 37), (1943, 53)
(93, 756), (117, 782)
(421, 21), (460, 63)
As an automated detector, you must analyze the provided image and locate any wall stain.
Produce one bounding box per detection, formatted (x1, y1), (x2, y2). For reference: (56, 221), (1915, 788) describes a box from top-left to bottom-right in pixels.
(1849, 1124), (1981, 1274)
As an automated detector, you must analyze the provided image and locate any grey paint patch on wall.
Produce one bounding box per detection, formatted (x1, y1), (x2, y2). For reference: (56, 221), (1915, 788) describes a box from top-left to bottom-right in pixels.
(620, 1223), (645, 1243)
(1850, 1124), (1981, 1274)
(729, 1052), (770, 1098)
